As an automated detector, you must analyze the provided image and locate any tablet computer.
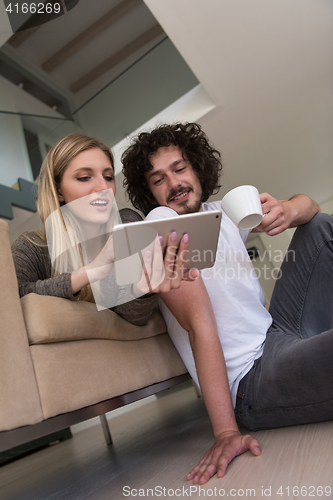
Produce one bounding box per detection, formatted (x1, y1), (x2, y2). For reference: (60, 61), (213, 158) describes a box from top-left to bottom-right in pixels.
(113, 210), (222, 286)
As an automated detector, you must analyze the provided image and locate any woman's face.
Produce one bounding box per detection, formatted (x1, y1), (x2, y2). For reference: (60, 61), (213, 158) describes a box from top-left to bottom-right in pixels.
(57, 147), (116, 228)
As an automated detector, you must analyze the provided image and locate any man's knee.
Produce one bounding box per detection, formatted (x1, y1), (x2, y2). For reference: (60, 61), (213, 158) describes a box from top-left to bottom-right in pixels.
(295, 212), (333, 241)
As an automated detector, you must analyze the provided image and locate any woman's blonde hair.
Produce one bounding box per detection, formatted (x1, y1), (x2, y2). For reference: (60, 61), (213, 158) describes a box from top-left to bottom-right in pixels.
(37, 133), (114, 223)
(35, 133), (116, 303)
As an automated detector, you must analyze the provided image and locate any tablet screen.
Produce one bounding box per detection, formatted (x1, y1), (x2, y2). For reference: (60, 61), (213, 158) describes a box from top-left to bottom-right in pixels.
(113, 210), (222, 286)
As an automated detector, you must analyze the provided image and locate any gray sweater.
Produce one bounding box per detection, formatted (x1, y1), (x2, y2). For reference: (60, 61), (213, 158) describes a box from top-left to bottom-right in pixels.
(11, 208), (159, 326)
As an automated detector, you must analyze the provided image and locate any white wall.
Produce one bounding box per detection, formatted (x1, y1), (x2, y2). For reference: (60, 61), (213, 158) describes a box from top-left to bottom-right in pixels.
(320, 197), (333, 217)
(144, 0), (333, 206)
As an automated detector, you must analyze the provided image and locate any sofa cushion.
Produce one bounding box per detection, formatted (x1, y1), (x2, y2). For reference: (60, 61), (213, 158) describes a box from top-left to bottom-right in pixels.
(30, 335), (188, 419)
(21, 293), (167, 345)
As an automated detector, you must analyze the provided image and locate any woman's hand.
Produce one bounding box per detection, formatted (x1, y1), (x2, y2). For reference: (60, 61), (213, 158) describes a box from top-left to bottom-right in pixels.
(71, 234), (115, 294)
(133, 232), (199, 297)
(84, 234), (115, 284)
(72, 231), (200, 296)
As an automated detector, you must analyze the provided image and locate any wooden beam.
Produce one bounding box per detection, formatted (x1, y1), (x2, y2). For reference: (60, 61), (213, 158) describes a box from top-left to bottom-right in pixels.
(70, 24), (164, 94)
(42, 0), (142, 73)
(7, 24), (42, 49)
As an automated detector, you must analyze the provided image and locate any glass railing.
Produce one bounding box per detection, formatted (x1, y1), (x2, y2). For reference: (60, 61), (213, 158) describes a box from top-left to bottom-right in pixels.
(0, 110), (81, 189)
(0, 37), (198, 203)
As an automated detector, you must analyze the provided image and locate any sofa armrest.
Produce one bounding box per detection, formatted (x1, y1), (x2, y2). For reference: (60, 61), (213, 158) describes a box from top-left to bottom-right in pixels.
(0, 220), (43, 431)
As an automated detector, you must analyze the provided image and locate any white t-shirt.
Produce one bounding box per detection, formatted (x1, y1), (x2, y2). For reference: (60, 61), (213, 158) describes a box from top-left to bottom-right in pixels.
(201, 201), (272, 404)
(147, 202), (273, 406)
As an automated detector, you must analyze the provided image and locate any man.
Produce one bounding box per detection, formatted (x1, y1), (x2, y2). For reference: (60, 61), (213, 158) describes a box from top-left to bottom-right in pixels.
(122, 122), (333, 484)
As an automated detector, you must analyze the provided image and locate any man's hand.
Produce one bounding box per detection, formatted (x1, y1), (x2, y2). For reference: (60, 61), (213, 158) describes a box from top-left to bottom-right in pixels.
(254, 193), (320, 236)
(187, 430), (261, 485)
(254, 193), (293, 236)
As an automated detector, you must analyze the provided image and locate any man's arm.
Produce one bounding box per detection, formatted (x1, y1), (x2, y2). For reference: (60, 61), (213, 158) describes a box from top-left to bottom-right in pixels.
(253, 193), (320, 236)
(160, 279), (260, 485)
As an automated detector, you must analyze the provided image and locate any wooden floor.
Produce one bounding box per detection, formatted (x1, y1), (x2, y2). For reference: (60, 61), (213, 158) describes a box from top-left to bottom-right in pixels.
(1, 381), (333, 500)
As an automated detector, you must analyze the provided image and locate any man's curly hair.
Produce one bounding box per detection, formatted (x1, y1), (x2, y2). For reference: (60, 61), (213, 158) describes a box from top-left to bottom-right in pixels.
(122, 123), (223, 216)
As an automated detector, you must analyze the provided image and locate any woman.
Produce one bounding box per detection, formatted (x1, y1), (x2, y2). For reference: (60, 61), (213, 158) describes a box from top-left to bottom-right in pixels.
(12, 133), (196, 325)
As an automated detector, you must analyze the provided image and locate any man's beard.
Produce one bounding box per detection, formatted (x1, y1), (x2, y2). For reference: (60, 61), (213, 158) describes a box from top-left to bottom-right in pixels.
(167, 187), (203, 214)
(174, 197), (202, 214)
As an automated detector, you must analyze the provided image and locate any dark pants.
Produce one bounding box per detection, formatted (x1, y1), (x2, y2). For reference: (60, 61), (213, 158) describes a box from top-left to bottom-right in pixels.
(235, 212), (333, 431)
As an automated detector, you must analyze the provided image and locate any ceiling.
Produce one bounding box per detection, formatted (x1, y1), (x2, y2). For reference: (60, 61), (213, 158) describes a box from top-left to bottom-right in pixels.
(1, 0), (166, 114)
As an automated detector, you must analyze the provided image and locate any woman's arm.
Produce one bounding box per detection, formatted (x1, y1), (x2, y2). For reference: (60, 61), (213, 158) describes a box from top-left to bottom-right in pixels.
(12, 229), (159, 326)
(12, 233), (77, 299)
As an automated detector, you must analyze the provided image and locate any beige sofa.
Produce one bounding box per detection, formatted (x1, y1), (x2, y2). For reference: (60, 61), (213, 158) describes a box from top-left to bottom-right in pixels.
(0, 218), (189, 453)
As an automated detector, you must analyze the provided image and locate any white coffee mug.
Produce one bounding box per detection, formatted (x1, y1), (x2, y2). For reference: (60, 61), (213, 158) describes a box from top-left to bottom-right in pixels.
(221, 185), (263, 230)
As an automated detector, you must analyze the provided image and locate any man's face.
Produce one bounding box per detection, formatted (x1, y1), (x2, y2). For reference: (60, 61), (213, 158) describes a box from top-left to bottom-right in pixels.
(145, 145), (203, 214)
